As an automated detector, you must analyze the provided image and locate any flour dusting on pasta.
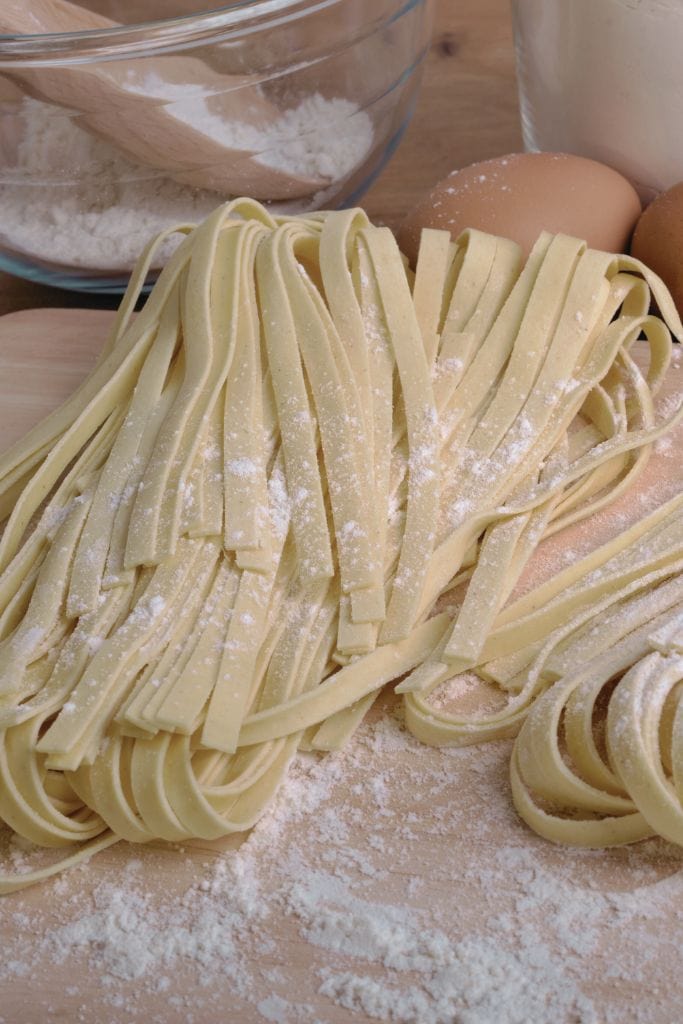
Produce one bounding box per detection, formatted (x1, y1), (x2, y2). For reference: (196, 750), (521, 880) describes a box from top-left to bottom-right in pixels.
(1, 200), (683, 897)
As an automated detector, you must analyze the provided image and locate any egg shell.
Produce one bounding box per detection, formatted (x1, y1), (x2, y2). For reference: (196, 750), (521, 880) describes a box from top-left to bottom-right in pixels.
(631, 182), (683, 314)
(398, 152), (642, 265)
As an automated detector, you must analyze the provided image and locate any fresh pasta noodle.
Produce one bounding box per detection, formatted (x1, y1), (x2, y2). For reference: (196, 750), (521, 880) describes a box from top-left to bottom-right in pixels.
(1, 198), (683, 894)
(510, 603), (683, 847)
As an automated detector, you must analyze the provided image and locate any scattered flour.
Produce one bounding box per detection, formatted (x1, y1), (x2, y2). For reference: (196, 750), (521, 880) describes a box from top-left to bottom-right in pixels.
(1, 706), (682, 1024)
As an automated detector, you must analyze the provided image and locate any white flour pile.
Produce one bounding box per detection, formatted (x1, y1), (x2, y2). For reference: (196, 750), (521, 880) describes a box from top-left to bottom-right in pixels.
(0, 95), (373, 273)
(129, 71), (374, 183)
(1, 701), (682, 1024)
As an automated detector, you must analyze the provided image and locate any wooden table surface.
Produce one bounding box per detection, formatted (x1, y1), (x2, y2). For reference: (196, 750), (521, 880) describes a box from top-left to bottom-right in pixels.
(0, 0), (523, 318)
(4, 6), (683, 1024)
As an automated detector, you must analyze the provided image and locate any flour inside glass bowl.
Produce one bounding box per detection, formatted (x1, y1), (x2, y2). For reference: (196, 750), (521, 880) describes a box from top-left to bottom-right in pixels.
(0, 95), (373, 273)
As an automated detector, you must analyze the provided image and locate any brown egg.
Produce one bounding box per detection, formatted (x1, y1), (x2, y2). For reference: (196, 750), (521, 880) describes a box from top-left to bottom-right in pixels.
(398, 152), (642, 265)
(631, 182), (683, 314)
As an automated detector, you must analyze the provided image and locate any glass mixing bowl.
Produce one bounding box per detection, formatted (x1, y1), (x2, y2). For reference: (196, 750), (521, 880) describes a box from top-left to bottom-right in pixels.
(0, 0), (433, 292)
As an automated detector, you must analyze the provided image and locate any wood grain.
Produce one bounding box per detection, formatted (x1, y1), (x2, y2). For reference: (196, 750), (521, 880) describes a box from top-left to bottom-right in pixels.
(362, 0), (522, 229)
(0, 308), (118, 449)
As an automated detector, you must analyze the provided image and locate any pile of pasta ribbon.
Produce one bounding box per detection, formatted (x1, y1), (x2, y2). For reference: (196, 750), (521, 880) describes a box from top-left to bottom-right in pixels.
(1, 199), (682, 892)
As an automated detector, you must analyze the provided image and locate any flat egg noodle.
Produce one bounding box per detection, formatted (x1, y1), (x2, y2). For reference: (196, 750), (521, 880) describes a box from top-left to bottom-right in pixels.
(1, 202), (683, 893)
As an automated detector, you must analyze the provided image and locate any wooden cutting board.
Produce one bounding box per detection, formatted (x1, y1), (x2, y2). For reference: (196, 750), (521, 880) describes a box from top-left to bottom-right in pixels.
(1, 309), (683, 1024)
(0, 308), (119, 449)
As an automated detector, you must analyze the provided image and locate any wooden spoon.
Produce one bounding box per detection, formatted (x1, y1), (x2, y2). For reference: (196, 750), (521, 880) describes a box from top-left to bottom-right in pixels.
(0, 0), (326, 200)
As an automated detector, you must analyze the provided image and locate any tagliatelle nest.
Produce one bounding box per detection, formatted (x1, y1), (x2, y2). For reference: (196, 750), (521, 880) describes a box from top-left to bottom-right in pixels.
(0, 199), (682, 893)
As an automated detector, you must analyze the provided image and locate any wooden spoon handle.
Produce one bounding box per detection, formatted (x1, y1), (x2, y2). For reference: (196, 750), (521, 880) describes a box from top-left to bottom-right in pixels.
(0, 0), (114, 34)
(0, 0), (329, 200)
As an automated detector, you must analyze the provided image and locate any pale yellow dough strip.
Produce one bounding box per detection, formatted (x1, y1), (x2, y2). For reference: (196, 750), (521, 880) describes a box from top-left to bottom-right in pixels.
(363, 227), (440, 643)
(256, 228), (333, 582)
(4, 204), (683, 887)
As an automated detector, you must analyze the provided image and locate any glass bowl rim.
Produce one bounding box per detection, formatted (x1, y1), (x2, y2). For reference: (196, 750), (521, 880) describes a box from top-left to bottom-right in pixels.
(0, 0), (375, 61)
